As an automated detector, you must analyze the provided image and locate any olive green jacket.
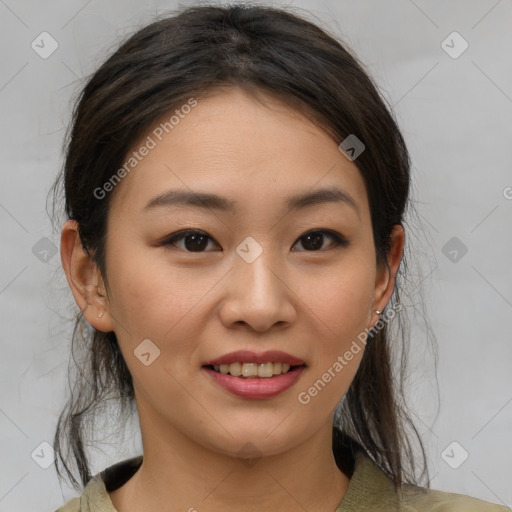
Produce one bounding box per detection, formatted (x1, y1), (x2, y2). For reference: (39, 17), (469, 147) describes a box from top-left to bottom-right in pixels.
(55, 451), (510, 511)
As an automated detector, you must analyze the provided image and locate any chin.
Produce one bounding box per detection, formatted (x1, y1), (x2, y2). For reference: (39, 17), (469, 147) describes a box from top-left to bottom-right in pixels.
(202, 425), (307, 461)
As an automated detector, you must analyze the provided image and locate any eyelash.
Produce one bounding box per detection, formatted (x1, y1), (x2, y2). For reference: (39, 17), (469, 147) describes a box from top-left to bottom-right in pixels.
(160, 229), (349, 253)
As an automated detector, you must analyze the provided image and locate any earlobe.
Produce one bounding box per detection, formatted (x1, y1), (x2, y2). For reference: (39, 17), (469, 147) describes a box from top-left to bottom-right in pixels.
(60, 219), (114, 332)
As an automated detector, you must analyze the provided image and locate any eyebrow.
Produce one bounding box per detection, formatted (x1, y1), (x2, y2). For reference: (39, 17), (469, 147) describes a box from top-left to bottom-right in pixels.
(143, 186), (360, 217)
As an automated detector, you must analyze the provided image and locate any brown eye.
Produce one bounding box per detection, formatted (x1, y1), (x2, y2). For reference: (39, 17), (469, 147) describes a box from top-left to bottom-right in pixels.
(161, 228), (348, 253)
(162, 230), (219, 252)
(292, 230), (348, 252)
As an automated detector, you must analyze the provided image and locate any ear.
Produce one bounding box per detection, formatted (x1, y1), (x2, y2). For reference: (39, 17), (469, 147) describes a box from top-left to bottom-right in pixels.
(370, 224), (405, 326)
(60, 219), (114, 332)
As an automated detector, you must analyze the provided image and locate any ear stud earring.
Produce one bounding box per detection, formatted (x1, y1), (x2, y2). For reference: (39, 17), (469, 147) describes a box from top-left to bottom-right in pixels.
(375, 310), (382, 315)
(98, 311), (104, 318)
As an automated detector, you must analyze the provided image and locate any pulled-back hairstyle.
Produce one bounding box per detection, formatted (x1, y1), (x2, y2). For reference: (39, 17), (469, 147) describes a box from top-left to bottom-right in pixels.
(51, 2), (435, 493)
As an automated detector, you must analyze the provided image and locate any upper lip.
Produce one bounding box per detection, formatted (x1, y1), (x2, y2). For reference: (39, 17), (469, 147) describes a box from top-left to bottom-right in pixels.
(203, 350), (305, 366)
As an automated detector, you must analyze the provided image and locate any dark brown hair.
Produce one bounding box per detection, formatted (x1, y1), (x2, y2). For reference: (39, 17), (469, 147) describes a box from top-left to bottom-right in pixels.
(51, 2), (436, 493)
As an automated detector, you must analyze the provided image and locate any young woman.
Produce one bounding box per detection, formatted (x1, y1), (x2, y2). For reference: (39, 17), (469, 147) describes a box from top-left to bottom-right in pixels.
(52, 4), (510, 511)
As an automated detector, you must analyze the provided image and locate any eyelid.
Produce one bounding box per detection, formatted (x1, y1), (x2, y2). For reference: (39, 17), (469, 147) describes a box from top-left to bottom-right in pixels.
(160, 229), (220, 249)
(159, 228), (349, 252)
(292, 229), (349, 251)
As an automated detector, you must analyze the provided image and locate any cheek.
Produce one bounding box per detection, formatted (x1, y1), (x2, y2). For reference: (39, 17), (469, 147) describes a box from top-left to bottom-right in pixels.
(105, 241), (201, 340)
(297, 258), (375, 340)
(293, 256), (375, 410)
(295, 265), (373, 412)
(104, 245), (202, 390)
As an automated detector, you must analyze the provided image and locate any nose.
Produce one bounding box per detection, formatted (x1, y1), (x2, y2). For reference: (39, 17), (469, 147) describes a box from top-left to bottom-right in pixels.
(218, 245), (297, 333)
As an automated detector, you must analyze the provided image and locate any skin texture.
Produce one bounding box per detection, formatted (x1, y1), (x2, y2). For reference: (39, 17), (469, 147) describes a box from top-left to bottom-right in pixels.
(61, 86), (404, 512)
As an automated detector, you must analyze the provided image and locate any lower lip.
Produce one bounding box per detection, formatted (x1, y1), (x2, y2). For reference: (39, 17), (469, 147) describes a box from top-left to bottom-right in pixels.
(202, 366), (305, 399)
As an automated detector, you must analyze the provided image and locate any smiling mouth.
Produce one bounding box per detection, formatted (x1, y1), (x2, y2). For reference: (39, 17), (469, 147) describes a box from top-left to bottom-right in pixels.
(204, 362), (305, 378)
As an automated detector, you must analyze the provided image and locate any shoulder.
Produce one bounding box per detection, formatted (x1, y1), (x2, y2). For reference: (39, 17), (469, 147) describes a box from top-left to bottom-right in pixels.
(53, 476), (106, 512)
(400, 483), (511, 511)
(54, 496), (80, 512)
(54, 455), (143, 512)
(54, 476), (110, 512)
(339, 449), (510, 512)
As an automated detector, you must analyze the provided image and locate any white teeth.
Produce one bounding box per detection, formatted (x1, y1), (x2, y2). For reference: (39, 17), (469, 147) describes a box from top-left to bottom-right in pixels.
(211, 362), (296, 378)
(242, 363), (258, 377)
(228, 362), (242, 376)
(257, 362), (273, 378)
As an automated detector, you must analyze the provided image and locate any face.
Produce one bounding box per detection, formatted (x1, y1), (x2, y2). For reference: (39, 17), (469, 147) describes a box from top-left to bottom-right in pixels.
(96, 86), (387, 458)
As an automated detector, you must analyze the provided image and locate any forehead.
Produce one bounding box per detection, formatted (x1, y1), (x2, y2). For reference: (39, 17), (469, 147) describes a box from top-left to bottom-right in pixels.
(108, 87), (369, 220)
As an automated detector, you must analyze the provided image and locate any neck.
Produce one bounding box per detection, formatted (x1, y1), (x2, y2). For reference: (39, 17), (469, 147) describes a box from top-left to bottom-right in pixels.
(109, 418), (351, 512)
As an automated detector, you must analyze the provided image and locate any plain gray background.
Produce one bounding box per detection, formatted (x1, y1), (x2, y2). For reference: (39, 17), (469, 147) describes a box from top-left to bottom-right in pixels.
(0, 0), (511, 510)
